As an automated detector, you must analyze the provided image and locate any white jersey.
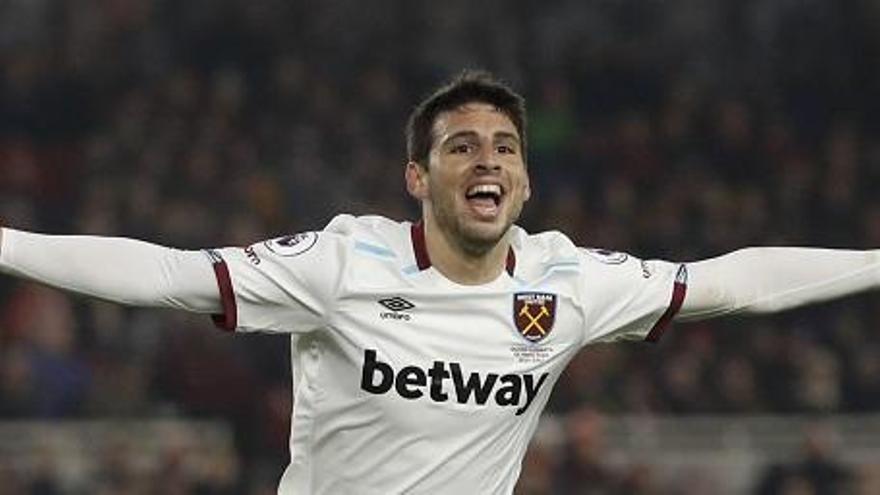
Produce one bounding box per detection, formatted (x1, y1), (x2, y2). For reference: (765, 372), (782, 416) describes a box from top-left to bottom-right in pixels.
(206, 214), (687, 495)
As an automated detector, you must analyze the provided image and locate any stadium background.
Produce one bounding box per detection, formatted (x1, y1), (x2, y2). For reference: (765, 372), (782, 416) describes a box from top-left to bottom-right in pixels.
(2, 0), (880, 493)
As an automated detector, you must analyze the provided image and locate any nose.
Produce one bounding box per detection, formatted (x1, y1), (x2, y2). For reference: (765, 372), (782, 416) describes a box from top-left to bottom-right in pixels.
(475, 162), (501, 174)
(475, 145), (501, 174)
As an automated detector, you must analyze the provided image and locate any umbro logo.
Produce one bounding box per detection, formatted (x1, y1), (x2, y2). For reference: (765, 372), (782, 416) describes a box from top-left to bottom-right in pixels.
(378, 297), (414, 321)
(379, 297), (415, 312)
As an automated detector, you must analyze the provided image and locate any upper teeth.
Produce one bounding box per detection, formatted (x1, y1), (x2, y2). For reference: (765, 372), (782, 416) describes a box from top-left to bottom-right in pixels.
(467, 184), (502, 196)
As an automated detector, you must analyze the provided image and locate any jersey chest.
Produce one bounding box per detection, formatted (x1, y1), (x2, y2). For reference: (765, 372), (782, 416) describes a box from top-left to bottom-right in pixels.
(333, 285), (583, 363)
(320, 282), (584, 419)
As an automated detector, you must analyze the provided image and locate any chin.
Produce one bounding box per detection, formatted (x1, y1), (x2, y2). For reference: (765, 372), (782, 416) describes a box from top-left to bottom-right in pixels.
(457, 219), (511, 253)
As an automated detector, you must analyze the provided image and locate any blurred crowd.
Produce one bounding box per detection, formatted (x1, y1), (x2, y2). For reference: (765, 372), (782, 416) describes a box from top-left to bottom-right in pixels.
(3, 0), (880, 493)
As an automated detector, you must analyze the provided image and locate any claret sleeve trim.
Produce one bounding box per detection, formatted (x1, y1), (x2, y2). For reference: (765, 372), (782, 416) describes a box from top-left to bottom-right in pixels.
(645, 264), (688, 343)
(205, 249), (237, 332)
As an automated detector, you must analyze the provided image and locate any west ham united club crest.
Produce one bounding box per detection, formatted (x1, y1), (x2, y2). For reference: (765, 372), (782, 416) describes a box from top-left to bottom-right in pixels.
(513, 292), (557, 343)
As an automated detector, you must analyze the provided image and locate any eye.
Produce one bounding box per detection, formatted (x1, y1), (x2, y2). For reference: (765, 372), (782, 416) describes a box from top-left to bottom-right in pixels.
(450, 143), (472, 154)
(497, 144), (516, 154)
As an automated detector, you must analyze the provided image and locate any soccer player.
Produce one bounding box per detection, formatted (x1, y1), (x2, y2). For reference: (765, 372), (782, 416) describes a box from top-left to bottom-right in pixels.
(1, 71), (879, 494)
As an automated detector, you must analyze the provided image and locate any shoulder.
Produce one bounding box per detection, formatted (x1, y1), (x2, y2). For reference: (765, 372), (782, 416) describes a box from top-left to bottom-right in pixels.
(323, 214), (409, 248)
(318, 214), (417, 267)
(513, 226), (580, 262)
(512, 226), (636, 277)
(510, 226), (582, 282)
(324, 214), (408, 238)
(257, 215), (406, 258)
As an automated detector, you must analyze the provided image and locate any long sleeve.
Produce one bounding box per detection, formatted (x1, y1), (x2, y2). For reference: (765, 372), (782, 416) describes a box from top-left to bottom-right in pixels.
(0, 227), (221, 313)
(679, 247), (880, 321)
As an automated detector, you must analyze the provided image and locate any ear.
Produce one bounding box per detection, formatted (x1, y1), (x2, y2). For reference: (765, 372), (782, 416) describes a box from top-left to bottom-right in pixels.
(405, 161), (429, 200)
(523, 173), (532, 202)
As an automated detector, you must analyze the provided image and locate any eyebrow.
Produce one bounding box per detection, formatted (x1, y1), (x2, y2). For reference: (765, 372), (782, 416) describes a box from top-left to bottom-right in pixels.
(442, 130), (521, 145)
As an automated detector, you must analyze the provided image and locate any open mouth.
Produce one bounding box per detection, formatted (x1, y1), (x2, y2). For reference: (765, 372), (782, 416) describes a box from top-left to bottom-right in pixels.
(465, 183), (504, 219)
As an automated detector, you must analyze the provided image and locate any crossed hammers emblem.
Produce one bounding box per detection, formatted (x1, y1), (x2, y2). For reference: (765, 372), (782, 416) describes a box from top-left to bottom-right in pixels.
(519, 303), (550, 335)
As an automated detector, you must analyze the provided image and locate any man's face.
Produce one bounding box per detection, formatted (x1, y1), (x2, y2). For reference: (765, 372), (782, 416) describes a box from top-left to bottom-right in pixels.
(407, 102), (530, 255)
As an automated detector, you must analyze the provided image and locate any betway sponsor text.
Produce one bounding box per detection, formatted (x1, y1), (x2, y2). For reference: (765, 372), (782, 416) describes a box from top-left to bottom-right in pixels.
(360, 349), (548, 416)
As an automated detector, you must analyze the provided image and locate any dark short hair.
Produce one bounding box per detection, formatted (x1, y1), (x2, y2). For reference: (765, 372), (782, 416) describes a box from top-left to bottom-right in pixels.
(406, 70), (527, 167)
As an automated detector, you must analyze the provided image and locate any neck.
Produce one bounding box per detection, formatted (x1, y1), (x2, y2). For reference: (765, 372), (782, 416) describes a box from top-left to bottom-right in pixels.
(422, 214), (510, 285)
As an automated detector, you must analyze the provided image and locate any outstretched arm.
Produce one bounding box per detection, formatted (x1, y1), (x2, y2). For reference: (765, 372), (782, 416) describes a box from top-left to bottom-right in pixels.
(679, 247), (880, 321)
(0, 227), (221, 313)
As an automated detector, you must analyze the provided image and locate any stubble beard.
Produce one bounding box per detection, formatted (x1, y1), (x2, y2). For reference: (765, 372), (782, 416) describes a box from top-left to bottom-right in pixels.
(430, 187), (521, 258)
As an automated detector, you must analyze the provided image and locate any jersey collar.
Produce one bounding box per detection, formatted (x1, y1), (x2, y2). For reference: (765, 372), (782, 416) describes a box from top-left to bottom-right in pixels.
(410, 221), (516, 276)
